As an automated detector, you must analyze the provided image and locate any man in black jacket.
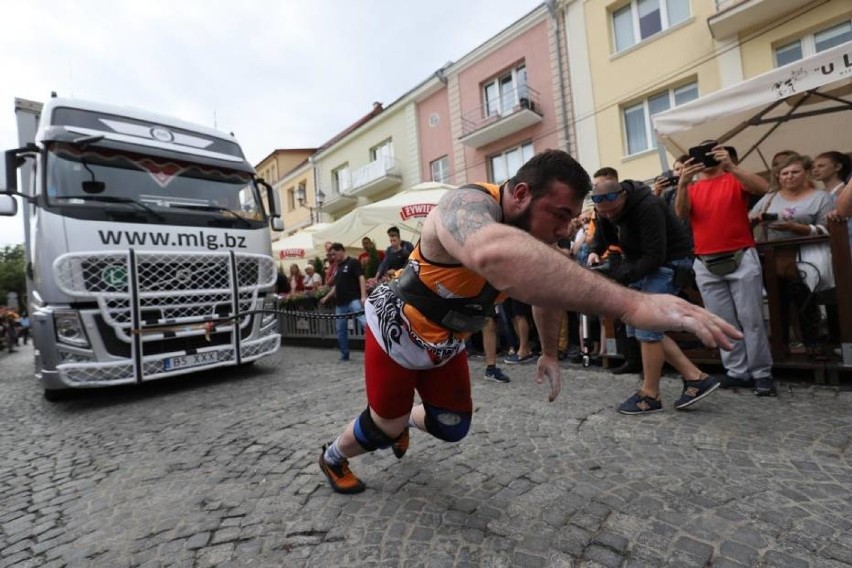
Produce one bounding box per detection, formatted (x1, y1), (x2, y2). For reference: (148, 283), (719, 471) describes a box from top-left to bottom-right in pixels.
(589, 180), (721, 415)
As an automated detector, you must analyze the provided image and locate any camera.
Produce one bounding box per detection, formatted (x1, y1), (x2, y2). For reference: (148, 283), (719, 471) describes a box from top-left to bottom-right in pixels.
(659, 170), (679, 187)
(762, 213), (779, 222)
(688, 142), (720, 168)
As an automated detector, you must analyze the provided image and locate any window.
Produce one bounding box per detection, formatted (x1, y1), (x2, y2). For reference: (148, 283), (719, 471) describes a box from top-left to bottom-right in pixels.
(370, 139), (393, 162)
(287, 187), (296, 211)
(332, 164), (350, 195)
(483, 64), (528, 117)
(430, 156), (450, 184)
(774, 20), (852, 67)
(489, 142), (534, 184)
(622, 81), (698, 156)
(612, 0), (690, 53)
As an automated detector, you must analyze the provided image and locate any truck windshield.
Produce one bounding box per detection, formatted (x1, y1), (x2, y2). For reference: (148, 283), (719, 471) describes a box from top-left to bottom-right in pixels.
(44, 144), (266, 229)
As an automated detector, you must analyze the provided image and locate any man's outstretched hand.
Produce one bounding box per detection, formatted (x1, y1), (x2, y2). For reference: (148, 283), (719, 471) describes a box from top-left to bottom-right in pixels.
(623, 293), (742, 350)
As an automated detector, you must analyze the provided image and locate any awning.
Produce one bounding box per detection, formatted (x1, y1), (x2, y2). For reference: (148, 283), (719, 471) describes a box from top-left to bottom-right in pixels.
(270, 223), (332, 263)
(653, 42), (852, 173)
(310, 182), (456, 250)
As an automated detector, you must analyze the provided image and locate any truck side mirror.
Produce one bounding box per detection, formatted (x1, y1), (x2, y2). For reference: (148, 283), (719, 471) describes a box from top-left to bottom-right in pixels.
(3, 149), (17, 193)
(0, 195), (18, 216)
(270, 217), (284, 231)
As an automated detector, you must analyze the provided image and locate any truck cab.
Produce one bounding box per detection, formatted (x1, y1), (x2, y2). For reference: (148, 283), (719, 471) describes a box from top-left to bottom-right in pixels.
(1, 97), (283, 400)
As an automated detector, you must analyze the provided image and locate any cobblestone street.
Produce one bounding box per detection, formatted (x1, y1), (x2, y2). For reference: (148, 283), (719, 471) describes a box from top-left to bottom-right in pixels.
(1, 343), (850, 567)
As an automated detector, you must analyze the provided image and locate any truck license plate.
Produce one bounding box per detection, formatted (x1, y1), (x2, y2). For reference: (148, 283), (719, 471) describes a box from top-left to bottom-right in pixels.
(163, 352), (219, 371)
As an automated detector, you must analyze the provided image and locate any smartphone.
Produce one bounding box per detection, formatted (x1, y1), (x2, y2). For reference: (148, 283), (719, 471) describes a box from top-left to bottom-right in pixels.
(688, 142), (720, 168)
(762, 213), (779, 222)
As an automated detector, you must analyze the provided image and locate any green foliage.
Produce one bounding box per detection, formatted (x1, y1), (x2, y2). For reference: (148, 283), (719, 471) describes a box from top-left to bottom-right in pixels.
(0, 244), (26, 308)
(364, 247), (380, 279)
(311, 257), (324, 282)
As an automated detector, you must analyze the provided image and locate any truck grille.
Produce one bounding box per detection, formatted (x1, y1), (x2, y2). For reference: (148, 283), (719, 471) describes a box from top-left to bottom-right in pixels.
(52, 250), (278, 383)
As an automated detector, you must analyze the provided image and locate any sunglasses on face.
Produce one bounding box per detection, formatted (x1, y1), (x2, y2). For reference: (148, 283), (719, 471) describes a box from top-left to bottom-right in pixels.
(590, 190), (624, 204)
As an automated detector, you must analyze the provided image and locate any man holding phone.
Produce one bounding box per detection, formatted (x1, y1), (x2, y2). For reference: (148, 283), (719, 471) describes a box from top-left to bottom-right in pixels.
(674, 142), (776, 396)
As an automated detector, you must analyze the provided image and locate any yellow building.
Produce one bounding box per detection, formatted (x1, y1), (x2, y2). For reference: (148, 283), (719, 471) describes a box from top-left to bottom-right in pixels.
(562, 0), (851, 180)
(254, 149), (315, 239)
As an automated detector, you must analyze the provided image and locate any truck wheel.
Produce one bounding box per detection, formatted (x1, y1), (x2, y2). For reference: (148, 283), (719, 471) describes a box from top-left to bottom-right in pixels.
(43, 388), (74, 402)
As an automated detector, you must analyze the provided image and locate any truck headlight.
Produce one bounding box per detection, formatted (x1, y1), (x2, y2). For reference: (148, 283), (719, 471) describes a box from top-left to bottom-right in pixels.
(55, 311), (90, 348)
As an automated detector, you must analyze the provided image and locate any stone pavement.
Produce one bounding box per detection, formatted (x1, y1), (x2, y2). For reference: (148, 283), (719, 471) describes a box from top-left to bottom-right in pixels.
(0, 343), (850, 567)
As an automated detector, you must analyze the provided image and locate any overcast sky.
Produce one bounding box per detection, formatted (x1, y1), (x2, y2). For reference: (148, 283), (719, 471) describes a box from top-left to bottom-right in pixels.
(0, 0), (542, 246)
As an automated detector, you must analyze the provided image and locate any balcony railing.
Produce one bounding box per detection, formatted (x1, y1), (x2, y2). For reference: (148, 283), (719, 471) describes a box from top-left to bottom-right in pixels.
(709, 0), (813, 39)
(343, 155), (402, 199)
(460, 85), (543, 148)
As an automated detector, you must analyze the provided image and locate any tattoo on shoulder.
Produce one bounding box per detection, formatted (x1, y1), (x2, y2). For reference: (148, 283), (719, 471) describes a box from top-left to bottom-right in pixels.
(440, 188), (501, 245)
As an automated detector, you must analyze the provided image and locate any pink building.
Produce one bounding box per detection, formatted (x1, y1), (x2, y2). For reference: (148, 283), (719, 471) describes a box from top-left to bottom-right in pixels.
(416, 5), (572, 186)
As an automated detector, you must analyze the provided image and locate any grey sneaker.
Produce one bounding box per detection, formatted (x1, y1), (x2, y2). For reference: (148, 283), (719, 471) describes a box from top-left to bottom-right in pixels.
(484, 366), (511, 383)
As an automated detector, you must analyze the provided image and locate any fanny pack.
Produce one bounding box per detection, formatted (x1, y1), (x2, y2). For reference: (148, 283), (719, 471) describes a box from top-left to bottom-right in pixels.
(698, 249), (746, 277)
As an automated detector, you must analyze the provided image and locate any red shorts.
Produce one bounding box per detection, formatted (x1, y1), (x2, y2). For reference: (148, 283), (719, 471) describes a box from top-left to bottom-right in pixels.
(364, 327), (472, 419)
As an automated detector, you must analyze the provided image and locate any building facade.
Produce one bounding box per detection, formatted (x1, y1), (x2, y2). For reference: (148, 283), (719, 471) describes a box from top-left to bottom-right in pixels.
(563, 0), (851, 181)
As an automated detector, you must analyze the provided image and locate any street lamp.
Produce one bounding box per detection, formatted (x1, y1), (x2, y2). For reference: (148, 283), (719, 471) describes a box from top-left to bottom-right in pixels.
(296, 185), (325, 224)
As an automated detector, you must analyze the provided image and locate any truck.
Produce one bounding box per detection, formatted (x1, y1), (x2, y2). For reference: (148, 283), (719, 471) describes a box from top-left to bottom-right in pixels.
(1, 96), (284, 400)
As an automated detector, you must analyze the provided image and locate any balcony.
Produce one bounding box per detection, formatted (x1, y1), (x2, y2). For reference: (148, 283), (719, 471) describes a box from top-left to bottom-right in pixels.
(709, 0), (814, 39)
(343, 155), (403, 199)
(459, 86), (543, 149)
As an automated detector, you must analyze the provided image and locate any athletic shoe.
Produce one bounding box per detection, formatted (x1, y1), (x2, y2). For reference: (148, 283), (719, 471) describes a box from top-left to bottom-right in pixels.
(617, 392), (663, 415)
(674, 375), (721, 410)
(318, 445), (365, 494)
(504, 353), (536, 365)
(392, 428), (409, 459)
(718, 374), (755, 389)
(754, 377), (778, 397)
(484, 366), (511, 383)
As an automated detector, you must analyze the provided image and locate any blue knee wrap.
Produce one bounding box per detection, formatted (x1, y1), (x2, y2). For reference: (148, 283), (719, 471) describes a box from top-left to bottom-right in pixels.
(423, 404), (471, 442)
(353, 408), (395, 451)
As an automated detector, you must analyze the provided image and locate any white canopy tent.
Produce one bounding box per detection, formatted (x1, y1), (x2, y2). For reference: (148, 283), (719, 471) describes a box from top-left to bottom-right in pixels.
(271, 223), (331, 265)
(310, 182), (456, 250)
(653, 42), (852, 173)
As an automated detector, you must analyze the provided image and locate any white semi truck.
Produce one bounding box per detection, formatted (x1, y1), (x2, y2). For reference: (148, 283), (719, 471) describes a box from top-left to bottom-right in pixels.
(1, 96), (283, 400)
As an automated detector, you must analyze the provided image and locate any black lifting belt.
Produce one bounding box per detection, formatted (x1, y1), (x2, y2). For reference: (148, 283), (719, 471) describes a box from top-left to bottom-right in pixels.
(388, 268), (500, 333)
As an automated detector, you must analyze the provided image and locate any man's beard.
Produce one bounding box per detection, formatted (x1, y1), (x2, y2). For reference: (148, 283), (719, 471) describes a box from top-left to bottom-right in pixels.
(506, 201), (534, 233)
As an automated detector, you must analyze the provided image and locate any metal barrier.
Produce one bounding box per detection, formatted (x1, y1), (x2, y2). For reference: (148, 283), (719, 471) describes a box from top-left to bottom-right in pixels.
(278, 305), (365, 342)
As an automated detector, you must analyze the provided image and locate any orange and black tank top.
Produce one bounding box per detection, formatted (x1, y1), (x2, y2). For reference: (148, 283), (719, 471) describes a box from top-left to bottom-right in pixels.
(363, 183), (508, 369)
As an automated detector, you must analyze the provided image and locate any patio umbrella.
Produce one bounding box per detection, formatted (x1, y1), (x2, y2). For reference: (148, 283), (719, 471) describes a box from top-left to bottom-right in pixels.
(271, 223), (331, 264)
(310, 182), (456, 250)
(653, 42), (852, 174)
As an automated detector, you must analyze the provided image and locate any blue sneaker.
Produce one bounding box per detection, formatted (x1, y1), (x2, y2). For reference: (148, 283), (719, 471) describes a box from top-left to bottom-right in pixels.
(484, 366), (511, 383)
(674, 375), (721, 410)
(754, 376), (777, 397)
(618, 392), (663, 415)
(504, 353), (536, 365)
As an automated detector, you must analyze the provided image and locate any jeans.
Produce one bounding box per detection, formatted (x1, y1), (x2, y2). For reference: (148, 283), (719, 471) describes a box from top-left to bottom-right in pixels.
(626, 258), (693, 343)
(335, 299), (366, 359)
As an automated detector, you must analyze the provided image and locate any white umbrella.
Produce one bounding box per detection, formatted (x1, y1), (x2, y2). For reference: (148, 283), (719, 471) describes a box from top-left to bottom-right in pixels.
(653, 42), (852, 173)
(271, 223), (331, 263)
(311, 182), (456, 250)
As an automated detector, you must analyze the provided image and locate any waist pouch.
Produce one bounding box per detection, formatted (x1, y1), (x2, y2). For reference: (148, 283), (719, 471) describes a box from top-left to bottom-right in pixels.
(388, 268), (498, 333)
(699, 249), (746, 277)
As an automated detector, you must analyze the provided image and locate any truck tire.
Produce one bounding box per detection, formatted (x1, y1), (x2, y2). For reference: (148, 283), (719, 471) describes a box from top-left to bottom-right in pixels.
(43, 388), (74, 402)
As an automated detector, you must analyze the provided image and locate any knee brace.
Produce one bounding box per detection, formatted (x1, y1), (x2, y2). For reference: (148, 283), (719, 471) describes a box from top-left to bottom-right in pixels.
(353, 407), (395, 452)
(423, 404), (471, 443)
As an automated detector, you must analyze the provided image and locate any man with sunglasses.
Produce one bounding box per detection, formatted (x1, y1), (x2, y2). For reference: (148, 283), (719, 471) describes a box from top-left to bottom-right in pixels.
(588, 180), (721, 415)
(318, 150), (742, 495)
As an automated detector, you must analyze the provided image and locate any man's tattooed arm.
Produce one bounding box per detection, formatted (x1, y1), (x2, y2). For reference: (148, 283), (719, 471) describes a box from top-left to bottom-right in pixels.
(439, 188), (502, 246)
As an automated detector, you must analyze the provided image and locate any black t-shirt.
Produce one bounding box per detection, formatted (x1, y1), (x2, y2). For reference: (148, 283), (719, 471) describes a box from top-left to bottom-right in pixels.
(333, 257), (363, 305)
(385, 247), (411, 271)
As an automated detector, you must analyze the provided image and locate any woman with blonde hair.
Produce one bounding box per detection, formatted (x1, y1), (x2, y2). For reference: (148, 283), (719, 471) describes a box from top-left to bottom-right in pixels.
(749, 154), (833, 358)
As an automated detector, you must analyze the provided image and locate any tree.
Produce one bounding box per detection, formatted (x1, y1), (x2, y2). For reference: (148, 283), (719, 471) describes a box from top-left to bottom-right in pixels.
(0, 244), (26, 309)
